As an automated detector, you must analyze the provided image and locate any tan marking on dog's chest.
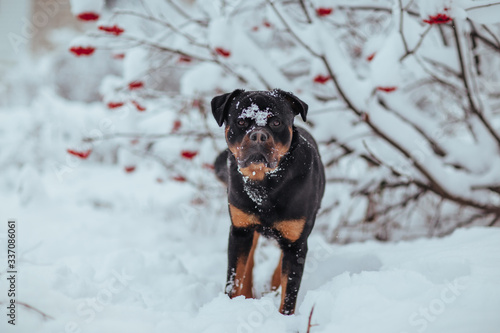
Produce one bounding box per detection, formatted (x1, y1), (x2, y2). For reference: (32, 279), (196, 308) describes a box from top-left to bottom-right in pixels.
(273, 219), (306, 242)
(229, 204), (260, 228)
(239, 163), (275, 181)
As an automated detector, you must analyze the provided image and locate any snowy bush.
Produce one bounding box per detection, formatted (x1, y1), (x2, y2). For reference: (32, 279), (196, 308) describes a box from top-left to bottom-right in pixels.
(66, 0), (500, 242)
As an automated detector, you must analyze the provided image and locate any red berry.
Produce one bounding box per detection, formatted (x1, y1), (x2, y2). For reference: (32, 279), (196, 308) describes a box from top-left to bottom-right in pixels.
(191, 198), (205, 205)
(313, 75), (330, 84)
(77, 12), (100, 21)
(376, 86), (397, 93)
(67, 149), (92, 159)
(107, 102), (124, 109)
(172, 175), (187, 182)
(172, 120), (182, 133)
(112, 53), (125, 60)
(181, 150), (198, 160)
(366, 53), (376, 62)
(131, 100), (146, 112)
(203, 163), (215, 170)
(69, 46), (95, 56)
(124, 166), (136, 173)
(192, 99), (201, 108)
(128, 81), (144, 90)
(178, 55), (192, 63)
(98, 25), (125, 36)
(423, 13), (452, 25)
(353, 46), (362, 57)
(316, 7), (333, 17)
(215, 47), (231, 57)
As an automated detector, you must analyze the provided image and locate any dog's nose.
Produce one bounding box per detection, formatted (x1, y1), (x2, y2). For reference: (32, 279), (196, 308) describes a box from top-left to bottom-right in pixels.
(249, 130), (269, 142)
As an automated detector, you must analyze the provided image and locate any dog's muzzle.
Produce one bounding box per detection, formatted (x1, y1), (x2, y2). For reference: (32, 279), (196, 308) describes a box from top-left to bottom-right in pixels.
(238, 128), (277, 169)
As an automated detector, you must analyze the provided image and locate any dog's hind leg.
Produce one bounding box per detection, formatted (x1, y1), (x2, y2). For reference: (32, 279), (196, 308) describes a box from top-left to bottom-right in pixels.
(279, 240), (308, 315)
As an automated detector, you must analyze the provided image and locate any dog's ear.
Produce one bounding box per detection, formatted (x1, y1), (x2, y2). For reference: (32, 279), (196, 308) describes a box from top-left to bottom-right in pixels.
(211, 89), (245, 127)
(275, 89), (308, 122)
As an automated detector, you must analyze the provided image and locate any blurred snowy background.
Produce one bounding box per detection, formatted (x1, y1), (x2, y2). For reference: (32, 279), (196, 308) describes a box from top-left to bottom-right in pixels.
(0, 0), (499, 332)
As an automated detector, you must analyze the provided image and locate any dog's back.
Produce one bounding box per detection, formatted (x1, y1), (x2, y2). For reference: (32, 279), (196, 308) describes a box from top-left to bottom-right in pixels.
(214, 149), (229, 185)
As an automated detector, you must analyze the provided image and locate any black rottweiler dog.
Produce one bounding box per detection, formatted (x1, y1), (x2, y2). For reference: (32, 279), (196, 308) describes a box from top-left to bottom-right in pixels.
(211, 89), (325, 315)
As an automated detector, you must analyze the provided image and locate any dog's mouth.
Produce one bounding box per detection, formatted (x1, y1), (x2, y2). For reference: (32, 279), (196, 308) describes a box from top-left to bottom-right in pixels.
(246, 153), (267, 164)
(241, 152), (268, 166)
(239, 152), (277, 169)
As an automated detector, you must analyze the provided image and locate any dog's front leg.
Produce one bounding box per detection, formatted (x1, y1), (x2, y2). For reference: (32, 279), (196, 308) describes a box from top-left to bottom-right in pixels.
(226, 227), (259, 299)
(279, 240), (307, 315)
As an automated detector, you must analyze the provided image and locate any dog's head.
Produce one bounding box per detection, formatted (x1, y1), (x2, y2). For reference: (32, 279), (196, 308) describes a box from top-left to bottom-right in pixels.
(211, 89), (308, 181)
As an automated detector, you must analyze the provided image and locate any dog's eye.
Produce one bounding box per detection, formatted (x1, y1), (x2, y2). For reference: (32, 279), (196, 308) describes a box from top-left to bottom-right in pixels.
(237, 119), (247, 127)
(271, 119), (281, 127)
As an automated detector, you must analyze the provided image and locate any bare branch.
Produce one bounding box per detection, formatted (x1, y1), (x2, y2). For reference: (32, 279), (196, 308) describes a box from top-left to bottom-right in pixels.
(326, 177), (359, 185)
(376, 97), (447, 157)
(466, 2), (500, 11)
(400, 26), (432, 62)
(266, 0), (321, 58)
(438, 25), (449, 46)
(361, 140), (405, 178)
(17, 301), (54, 321)
(481, 25), (500, 49)
(471, 184), (500, 194)
(363, 189), (427, 223)
(94, 33), (249, 85)
(469, 21), (482, 75)
(306, 304), (319, 333)
(164, 0), (208, 26)
(83, 131), (221, 143)
(334, 4), (419, 17)
(299, 0), (313, 24)
(489, 214), (500, 226)
(403, 0), (416, 11)
(438, 212), (491, 237)
(113, 9), (209, 48)
(139, 0), (154, 17)
(398, 0), (410, 55)
(88, 33), (213, 62)
(321, 137), (381, 167)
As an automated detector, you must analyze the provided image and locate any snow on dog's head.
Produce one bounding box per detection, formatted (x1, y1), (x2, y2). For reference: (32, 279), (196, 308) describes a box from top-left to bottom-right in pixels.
(239, 103), (273, 126)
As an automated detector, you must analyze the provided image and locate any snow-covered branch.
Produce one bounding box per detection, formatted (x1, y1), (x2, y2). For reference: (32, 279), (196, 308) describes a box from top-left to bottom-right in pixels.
(65, 0), (500, 242)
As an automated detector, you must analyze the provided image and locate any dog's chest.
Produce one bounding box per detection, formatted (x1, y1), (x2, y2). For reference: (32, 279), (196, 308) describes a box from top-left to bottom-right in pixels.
(239, 169), (288, 213)
(242, 179), (268, 207)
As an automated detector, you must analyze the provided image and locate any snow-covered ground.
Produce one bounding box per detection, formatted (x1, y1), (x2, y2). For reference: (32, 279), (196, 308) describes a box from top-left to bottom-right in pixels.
(1, 136), (499, 332)
(2, 0), (500, 330)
